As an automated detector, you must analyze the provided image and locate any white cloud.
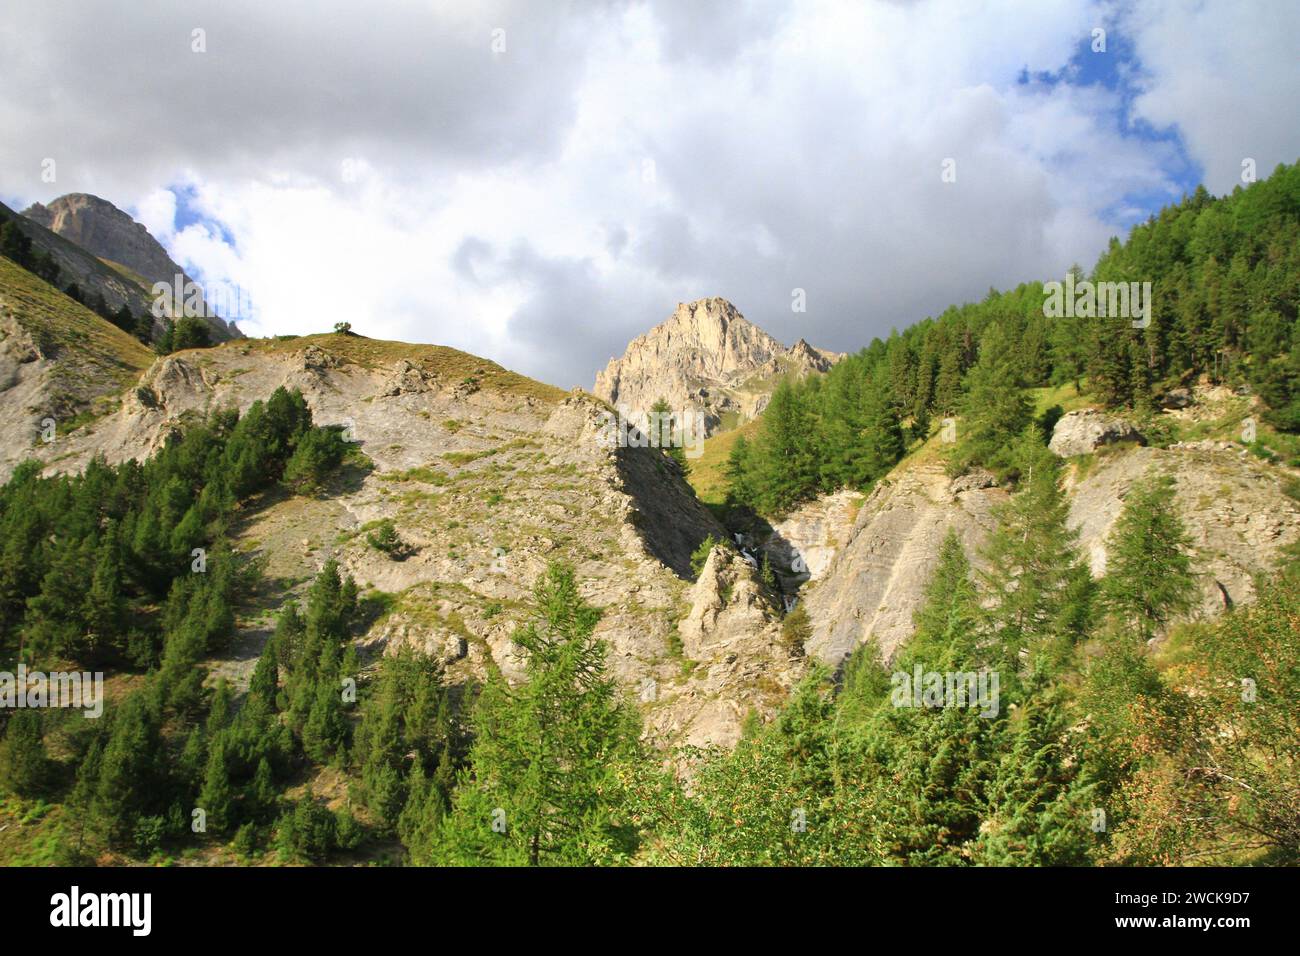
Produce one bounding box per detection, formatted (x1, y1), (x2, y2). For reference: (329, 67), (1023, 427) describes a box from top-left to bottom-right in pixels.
(134, 189), (178, 245)
(1125, 0), (1300, 193)
(2, 0), (1296, 386)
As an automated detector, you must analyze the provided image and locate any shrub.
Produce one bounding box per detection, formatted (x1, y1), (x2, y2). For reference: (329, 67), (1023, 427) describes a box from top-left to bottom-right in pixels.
(274, 794), (338, 862)
(691, 534), (723, 578)
(366, 519), (406, 558)
(283, 426), (348, 493)
(780, 604), (811, 657)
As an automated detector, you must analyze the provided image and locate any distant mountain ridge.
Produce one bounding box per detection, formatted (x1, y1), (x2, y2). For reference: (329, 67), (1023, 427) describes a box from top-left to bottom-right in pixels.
(22, 192), (239, 342)
(593, 297), (840, 436)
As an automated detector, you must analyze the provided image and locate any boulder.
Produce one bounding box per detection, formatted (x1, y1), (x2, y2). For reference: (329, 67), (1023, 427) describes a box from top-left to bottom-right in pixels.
(950, 468), (998, 496)
(1048, 409), (1145, 457)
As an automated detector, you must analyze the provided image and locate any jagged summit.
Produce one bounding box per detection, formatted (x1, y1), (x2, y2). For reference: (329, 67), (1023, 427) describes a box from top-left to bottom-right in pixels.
(593, 297), (840, 435)
(25, 194), (183, 290)
(23, 192), (239, 341)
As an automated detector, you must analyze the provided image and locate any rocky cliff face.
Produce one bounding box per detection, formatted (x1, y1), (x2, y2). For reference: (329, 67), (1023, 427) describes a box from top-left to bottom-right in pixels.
(23, 193), (239, 341)
(2, 198), (163, 324)
(799, 420), (1300, 668)
(802, 460), (1006, 664)
(1, 318), (795, 749)
(0, 256), (155, 465)
(593, 297), (839, 435)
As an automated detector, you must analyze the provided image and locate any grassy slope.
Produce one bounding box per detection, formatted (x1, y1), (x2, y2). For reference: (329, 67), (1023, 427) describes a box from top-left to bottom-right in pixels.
(685, 417), (762, 506)
(99, 257), (152, 290)
(234, 332), (566, 405)
(0, 255), (154, 380)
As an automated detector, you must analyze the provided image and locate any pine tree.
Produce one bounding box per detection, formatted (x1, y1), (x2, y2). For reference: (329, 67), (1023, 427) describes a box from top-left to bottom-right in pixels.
(248, 637), (280, 712)
(949, 322), (1032, 477)
(91, 692), (164, 845)
(932, 339), (963, 416)
(301, 678), (347, 763)
(978, 446), (1094, 690)
(357, 663), (410, 830)
(724, 434), (756, 508)
(436, 562), (639, 865)
(908, 529), (982, 668)
(649, 397), (685, 467)
(198, 735), (235, 833)
(971, 692), (1095, 865)
(858, 369), (905, 482)
(282, 426), (347, 493)
(0, 710), (49, 796)
(399, 762), (449, 864)
(249, 757), (279, 821)
(752, 379), (819, 513)
(83, 523), (126, 661)
(1100, 474), (1196, 643)
(177, 725), (206, 794)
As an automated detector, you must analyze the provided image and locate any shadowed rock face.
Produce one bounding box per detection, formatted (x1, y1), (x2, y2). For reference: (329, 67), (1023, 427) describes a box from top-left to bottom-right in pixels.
(24, 193), (239, 341)
(593, 297), (839, 436)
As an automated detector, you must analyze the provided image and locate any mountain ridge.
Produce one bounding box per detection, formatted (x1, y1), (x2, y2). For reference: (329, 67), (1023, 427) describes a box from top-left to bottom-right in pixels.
(593, 296), (840, 436)
(22, 192), (240, 343)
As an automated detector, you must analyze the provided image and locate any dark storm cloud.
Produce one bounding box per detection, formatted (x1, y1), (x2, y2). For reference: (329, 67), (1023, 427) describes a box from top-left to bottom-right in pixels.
(0, 0), (616, 199)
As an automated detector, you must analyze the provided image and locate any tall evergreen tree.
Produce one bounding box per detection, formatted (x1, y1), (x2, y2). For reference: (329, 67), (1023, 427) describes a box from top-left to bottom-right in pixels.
(978, 445), (1094, 689)
(1100, 474), (1196, 643)
(948, 322), (1032, 477)
(436, 562), (639, 865)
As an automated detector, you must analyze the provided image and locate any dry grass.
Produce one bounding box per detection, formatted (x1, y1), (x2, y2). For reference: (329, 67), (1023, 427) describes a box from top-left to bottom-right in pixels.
(231, 332), (566, 404)
(686, 417), (764, 506)
(0, 256), (155, 380)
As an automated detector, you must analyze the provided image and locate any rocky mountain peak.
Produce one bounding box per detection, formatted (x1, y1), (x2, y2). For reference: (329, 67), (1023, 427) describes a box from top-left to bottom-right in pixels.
(23, 192), (239, 341)
(24, 193), (180, 289)
(593, 297), (839, 435)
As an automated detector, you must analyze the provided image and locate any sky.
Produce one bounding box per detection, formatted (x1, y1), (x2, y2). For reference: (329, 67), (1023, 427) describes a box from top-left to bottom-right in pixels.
(1, 0), (1297, 388)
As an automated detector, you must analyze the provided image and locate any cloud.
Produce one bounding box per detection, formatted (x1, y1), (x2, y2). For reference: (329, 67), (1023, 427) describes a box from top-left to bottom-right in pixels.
(1124, 0), (1300, 193)
(1, 0), (1296, 387)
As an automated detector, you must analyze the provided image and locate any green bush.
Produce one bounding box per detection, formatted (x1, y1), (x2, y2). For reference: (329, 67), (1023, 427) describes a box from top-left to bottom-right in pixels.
(690, 534), (723, 578)
(274, 794), (338, 862)
(366, 519), (406, 557)
(780, 603), (811, 657)
(283, 426), (348, 493)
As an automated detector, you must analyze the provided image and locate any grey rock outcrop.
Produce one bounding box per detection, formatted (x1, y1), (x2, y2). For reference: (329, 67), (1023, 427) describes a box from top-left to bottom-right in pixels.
(1048, 409), (1145, 457)
(593, 297), (839, 436)
(803, 441), (1300, 668)
(803, 463), (1005, 665)
(680, 546), (781, 659)
(760, 488), (863, 590)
